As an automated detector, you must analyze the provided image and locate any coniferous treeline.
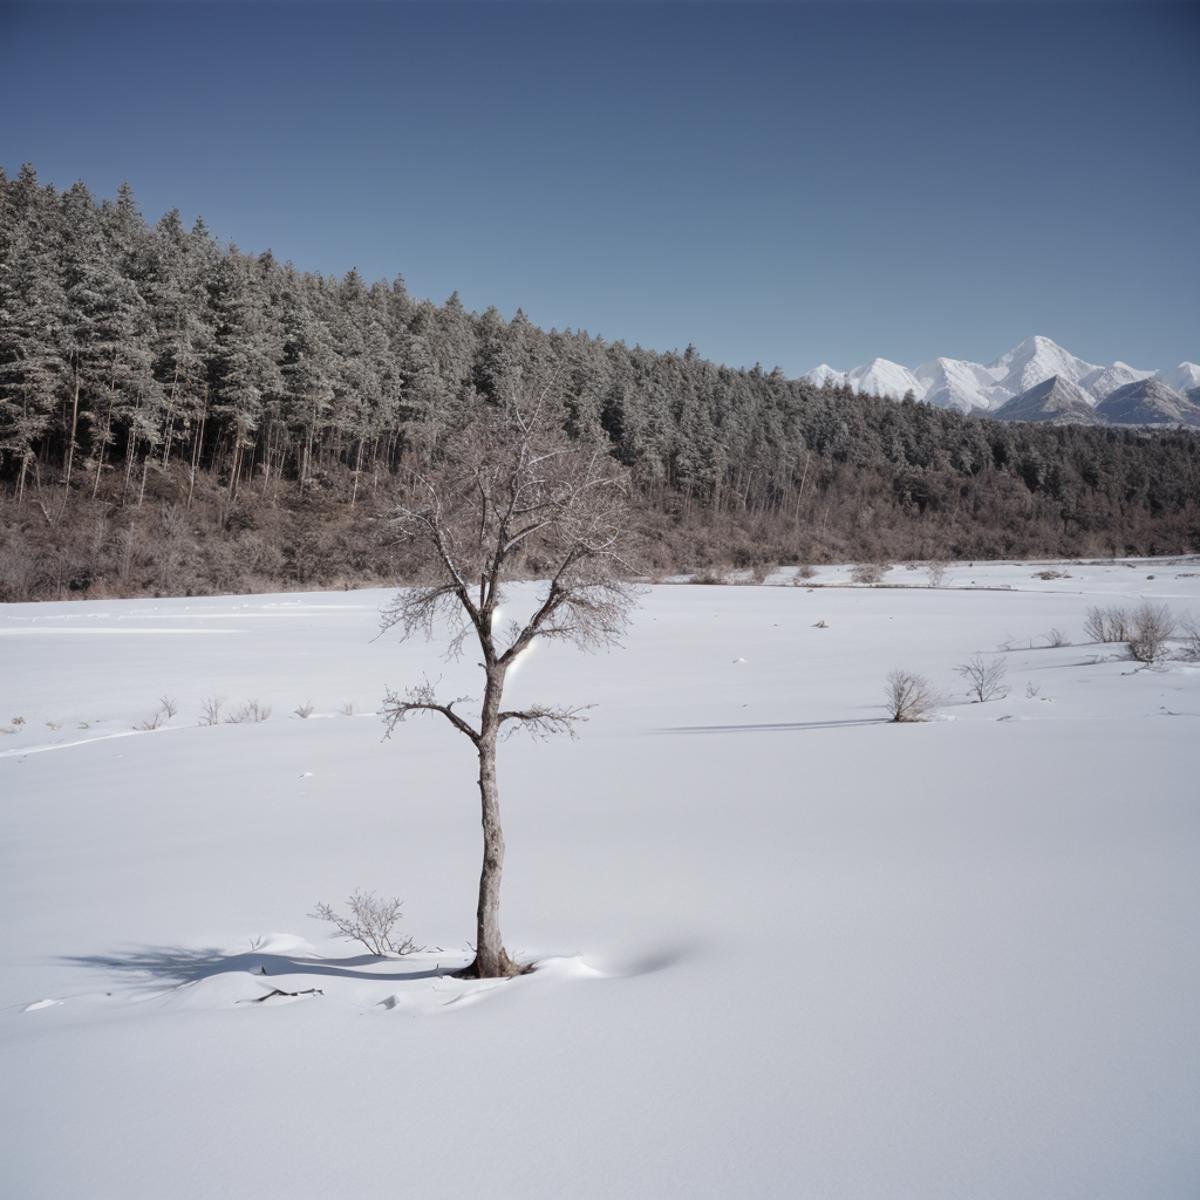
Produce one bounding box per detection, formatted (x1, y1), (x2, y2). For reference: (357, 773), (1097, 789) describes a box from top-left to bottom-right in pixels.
(1, 164), (1197, 600)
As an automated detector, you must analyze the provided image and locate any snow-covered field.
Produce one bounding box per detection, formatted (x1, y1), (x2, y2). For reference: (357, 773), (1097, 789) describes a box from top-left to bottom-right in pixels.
(2, 559), (1198, 1198)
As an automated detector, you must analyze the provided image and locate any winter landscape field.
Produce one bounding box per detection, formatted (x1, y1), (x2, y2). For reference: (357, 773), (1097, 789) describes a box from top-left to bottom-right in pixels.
(2, 559), (1198, 1198)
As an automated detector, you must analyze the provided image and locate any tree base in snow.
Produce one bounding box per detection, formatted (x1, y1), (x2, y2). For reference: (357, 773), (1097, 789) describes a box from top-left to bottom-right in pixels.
(454, 951), (534, 980)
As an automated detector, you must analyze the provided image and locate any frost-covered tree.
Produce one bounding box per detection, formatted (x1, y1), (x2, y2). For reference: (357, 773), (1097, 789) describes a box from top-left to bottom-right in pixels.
(381, 392), (638, 978)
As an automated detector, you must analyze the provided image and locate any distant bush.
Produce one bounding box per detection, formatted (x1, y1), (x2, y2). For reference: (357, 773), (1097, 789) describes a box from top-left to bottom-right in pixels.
(1044, 627), (1068, 647)
(226, 700), (271, 724)
(926, 561), (947, 587)
(1033, 569), (1071, 580)
(956, 654), (1008, 703)
(852, 562), (890, 585)
(1179, 615), (1200, 662)
(884, 670), (937, 722)
(1084, 605), (1132, 643)
(1127, 602), (1175, 664)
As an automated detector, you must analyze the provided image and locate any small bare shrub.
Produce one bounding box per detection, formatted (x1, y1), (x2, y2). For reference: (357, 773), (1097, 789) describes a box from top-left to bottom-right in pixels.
(294, 701), (315, 719)
(200, 697), (224, 726)
(792, 564), (816, 583)
(813, 618), (828, 629)
(11, 716), (25, 727)
(134, 711), (162, 731)
(309, 890), (420, 958)
(226, 700), (271, 724)
(1083, 606), (1107, 642)
(158, 695), (178, 720)
(956, 654), (1008, 702)
(1044, 627), (1068, 648)
(852, 562), (890, 585)
(1084, 605), (1132, 643)
(884, 669), (937, 722)
(1033, 569), (1071, 581)
(748, 562), (771, 585)
(338, 701), (355, 718)
(927, 561), (947, 587)
(691, 568), (729, 585)
(1179, 615), (1200, 662)
(1025, 682), (1042, 699)
(1127, 602), (1175, 664)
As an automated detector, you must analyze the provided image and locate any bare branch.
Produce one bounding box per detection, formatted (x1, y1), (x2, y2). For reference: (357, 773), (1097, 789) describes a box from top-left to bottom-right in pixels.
(498, 703), (594, 740)
(381, 678), (479, 745)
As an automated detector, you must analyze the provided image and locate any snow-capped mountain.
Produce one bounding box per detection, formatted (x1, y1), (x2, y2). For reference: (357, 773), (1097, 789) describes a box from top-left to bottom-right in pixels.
(913, 356), (1010, 413)
(801, 358), (925, 398)
(994, 376), (1100, 425)
(804, 336), (1196, 422)
(1096, 378), (1200, 428)
(1079, 361), (1154, 401)
(1157, 362), (1200, 395)
(988, 335), (1097, 396)
(846, 358), (924, 400)
(802, 363), (847, 389)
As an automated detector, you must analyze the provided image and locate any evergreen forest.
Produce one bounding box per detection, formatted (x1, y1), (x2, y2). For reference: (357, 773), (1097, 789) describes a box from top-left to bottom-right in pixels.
(2, 165), (1197, 600)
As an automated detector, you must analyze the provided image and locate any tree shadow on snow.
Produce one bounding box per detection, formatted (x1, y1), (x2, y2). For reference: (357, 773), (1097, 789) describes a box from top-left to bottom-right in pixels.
(63, 946), (454, 991)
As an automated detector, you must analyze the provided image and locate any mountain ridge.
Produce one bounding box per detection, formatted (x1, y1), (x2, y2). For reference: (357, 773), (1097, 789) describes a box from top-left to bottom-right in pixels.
(805, 336), (1198, 422)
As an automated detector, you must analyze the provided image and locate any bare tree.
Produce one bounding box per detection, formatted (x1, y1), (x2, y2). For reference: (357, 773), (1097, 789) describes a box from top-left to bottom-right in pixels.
(884, 669), (937, 722)
(926, 561), (947, 588)
(955, 653), (1008, 702)
(380, 393), (639, 978)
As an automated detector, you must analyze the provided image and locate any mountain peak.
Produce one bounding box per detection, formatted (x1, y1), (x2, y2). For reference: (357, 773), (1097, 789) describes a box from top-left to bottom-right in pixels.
(803, 337), (1194, 418)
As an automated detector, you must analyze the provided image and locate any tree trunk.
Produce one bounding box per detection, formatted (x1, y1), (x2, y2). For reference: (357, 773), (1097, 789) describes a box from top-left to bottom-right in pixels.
(461, 668), (520, 979)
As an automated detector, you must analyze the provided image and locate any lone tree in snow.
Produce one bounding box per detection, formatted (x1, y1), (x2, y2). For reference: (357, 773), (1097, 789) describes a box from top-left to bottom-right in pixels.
(381, 392), (638, 978)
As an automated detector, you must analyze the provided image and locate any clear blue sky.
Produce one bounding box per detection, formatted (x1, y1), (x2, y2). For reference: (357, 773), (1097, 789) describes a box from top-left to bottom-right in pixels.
(3, 1), (1197, 373)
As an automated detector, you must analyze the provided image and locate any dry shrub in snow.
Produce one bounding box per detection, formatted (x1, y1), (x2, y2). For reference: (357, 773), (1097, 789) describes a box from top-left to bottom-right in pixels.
(885, 670), (937, 722)
(134, 695), (178, 731)
(1179, 615), (1200, 662)
(310, 890), (420, 958)
(852, 562), (890, 585)
(927, 561), (947, 587)
(1044, 627), (1068, 648)
(793, 564), (816, 583)
(200, 697), (223, 726)
(1127, 602), (1175, 664)
(1084, 605), (1131, 643)
(226, 700), (271, 724)
(956, 654), (1008, 702)
(293, 701), (315, 719)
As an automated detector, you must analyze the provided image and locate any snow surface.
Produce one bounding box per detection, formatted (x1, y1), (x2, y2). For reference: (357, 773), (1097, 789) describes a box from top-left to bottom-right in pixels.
(3, 561), (1199, 1198)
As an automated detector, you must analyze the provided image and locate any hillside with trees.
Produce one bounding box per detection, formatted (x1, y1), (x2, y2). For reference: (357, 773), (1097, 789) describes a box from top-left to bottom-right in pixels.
(2, 164), (1198, 601)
